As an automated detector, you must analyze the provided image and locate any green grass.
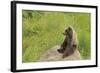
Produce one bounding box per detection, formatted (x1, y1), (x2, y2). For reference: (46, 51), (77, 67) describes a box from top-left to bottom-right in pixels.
(22, 10), (91, 62)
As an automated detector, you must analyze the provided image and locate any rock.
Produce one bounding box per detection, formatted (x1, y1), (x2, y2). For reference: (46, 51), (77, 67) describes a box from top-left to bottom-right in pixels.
(38, 45), (81, 62)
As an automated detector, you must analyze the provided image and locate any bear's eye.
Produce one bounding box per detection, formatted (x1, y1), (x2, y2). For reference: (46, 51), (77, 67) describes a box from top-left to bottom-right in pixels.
(65, 29), (67, 32)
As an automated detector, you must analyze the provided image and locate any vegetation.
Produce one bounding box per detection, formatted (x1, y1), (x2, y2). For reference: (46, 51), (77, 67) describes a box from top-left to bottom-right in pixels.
(22, 10), (91, 62)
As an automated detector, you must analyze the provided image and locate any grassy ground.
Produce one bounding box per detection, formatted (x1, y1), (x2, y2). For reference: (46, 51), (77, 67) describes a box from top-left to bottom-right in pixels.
(22, 10), (91, 63)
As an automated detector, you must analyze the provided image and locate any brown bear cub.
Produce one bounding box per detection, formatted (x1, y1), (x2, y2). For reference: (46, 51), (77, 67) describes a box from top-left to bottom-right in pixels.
(57, 26), (78, 58)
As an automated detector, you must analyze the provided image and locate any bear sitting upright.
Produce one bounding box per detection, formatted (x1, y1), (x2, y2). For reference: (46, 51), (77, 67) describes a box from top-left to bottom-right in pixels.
(57, 26), (78, 58)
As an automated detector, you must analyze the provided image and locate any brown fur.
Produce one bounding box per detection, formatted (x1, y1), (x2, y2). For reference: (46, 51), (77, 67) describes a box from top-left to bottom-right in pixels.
(57, 26), (78, 58)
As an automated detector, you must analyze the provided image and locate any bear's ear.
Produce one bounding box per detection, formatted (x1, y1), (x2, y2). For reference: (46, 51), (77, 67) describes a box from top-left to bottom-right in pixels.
(68, 26), (73, 31)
